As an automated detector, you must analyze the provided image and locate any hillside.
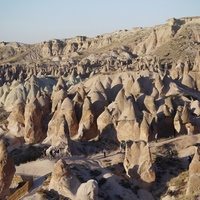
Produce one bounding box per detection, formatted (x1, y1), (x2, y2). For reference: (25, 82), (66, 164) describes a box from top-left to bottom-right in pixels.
(0, 16), (200, 66)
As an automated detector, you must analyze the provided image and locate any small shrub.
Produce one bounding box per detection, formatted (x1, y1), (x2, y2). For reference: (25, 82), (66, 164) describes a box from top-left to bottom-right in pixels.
(114, 194), (124, 200)
(76, 173), (85, 183)
(133, 186), (140, 195)
(90, 169), (102, 177)
(11, 145), (44, 165)
(119, 179), (132, 189)
(98, 178), (107, 187)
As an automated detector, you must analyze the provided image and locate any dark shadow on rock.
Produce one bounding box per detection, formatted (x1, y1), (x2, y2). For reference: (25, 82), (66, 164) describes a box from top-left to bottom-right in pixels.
(110, 84), (123, 102)
(151, 155), (189, 199)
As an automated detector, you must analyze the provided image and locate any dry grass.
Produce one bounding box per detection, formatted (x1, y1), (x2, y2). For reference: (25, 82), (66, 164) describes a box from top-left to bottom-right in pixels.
(0, 107), (10, 125)
(162, 170), (189, 199)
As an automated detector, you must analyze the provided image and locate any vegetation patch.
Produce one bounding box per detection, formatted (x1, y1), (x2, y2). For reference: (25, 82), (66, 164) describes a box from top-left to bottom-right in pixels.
(98, 177), (107, 187)
(37, 189), (70, 200)
(11, 145), (46, 166)
(164, 170), (189, 199)
(89, 169), (102, 177)
(119, 179), (132, 189)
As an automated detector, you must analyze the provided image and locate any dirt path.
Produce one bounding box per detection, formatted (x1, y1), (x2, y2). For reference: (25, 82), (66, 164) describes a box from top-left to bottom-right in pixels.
(18, 133), (200, 199)
(19, 153), (122, 199)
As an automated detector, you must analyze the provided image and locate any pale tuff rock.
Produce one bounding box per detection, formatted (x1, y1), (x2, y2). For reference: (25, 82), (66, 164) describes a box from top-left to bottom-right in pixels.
(186, 147), (200, 195)
(116, 97), (140, 141)
(143, 95), (156, 114)
(51, 114), (72, 155)
(37, 94), (51, 134)
(181, 73), (197, 89)
(76, 97), (98, 141)
(132, 77), (142, 98)
(3, 83), (26, 111)
(101, 75), (112, 90)
(60, 97), (79, 138)
(73, 92), (84, 123)
(174, 106), (182, 134)
(116, 119), (140, 142)
(49, 159), (80, 199)
(190, 72), (200, 91)
(27, 81), (39, 102)
(163, 104), (171, 117)
(165, 82), (181, 97)
(51, 77), (68, 112)
(7, 98), (25, 138)
(97, 107), (113, 134)
(87, 79), (108, 117)
(89, 78), (106, 95)
(107, 101), (121, 123)
(73, 91), (84, 105)
(45, 102), (72, 151)
(110, 76), (123, 102)
(77, 86), (87, 100)
(88, 91), (108, 118)
(149, 86), (159, 99)
(52, 40), (62, 56)
(124, 140), (155, 189)
(0, 139), (16, 199)
(76, 179), (98, 200)
(190, 100), (200, 116)
(49, 159), (98, 200)
(164, 97), (174, 114)
(45, 102), (62, 142)
(140, 114), (150, 142)
(118, 97), (137, 121)
(123, 75), (135, 97)
(42, 42), (52, 58)
(55, 76), (68, 91)
(51, 88), (67, 113)
(24, 98), (43, 143)
(154, 73), (164, 93)
(37, 94), (51, 117)
(0, 83), (10, 107)
(193, 50), (200, 72)
(115, 88), (126, 112)
(181, 103), (191, 124)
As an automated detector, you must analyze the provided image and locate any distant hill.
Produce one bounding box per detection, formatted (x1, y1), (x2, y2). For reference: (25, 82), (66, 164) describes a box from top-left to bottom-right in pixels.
(0, 16), (200, 65)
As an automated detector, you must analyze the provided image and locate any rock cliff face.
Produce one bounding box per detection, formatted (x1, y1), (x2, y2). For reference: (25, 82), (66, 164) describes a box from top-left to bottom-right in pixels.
(49, 159), (98, 200)
(49, 159), (80, 199)
(0, 140), (16, 199)
(7, 98), (25, 138)
(75, 97), (98, 141)
(124, 140), (155, 189)
(186, 146), (200, 195)
(24, 98), (43, 143)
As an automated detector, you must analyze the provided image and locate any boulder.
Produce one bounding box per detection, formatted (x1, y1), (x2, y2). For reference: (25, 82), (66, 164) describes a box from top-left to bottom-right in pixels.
(76, 179), (98, 200)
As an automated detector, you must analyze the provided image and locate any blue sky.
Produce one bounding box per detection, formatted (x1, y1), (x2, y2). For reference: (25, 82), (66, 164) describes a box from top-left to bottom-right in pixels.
(0, 0), (199, 44)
